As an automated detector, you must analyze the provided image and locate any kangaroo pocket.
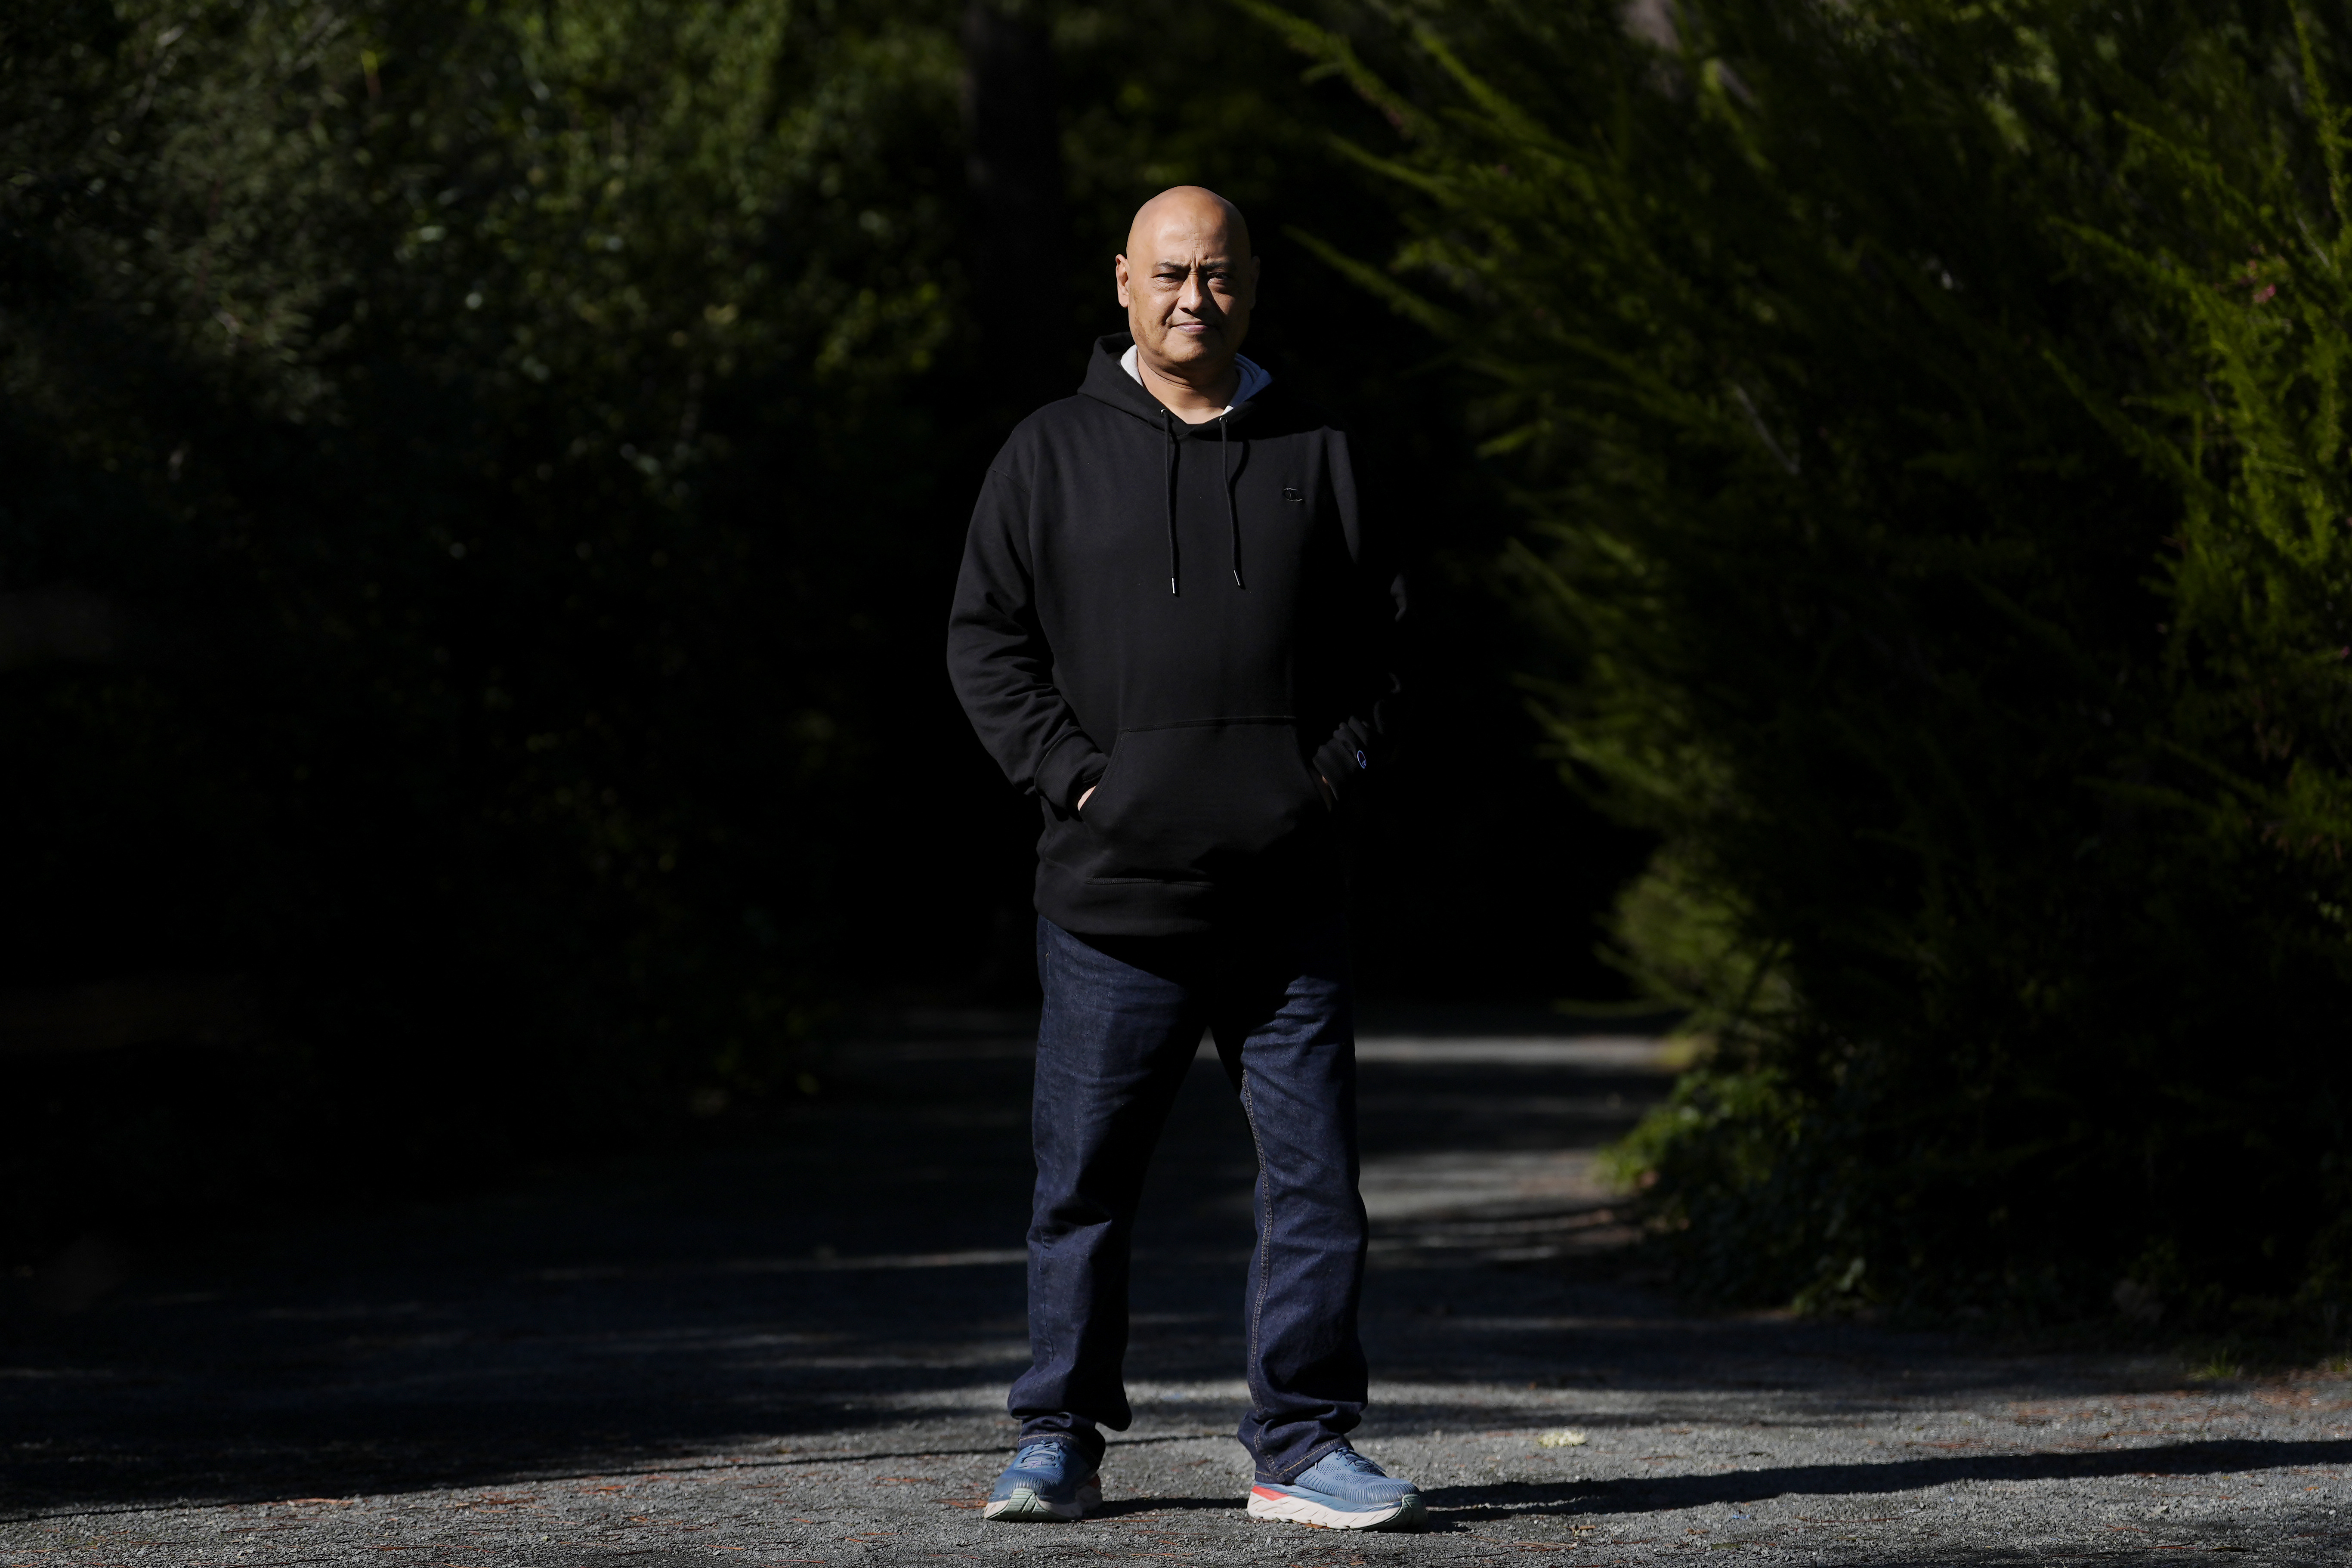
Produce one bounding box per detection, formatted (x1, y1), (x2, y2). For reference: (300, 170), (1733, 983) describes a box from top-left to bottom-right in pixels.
(1081, 717), (1326, 885)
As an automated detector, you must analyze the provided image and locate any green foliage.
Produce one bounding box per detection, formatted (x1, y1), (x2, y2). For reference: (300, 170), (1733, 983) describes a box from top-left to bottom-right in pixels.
(1269, 0), (2352, 1325)
(1, 0), (968, 1243)
(1604, 842), (1787, 1030)
(2058, 10), (2352, 863)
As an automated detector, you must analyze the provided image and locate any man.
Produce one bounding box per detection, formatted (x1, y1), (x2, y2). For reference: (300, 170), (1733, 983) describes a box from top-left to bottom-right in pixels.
(946, 186), (1416, 1531)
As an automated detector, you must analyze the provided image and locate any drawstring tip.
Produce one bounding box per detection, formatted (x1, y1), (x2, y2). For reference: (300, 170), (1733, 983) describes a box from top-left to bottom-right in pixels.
(1232, 571), (1244, 588)
(1168, 578), (1178, 596)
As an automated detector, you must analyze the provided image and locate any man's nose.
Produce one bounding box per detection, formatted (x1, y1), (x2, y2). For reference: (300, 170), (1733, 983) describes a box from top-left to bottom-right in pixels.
(1177, 270), (1209, 314)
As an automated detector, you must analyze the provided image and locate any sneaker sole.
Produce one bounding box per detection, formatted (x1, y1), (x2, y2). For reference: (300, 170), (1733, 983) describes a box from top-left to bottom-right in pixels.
(982, 1481), (1101, 1523)
(1247, 1485), (1427, 1532)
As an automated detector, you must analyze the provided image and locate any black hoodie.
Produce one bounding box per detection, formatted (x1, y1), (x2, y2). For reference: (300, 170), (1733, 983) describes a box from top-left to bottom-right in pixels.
(947, 334), (1406, 938)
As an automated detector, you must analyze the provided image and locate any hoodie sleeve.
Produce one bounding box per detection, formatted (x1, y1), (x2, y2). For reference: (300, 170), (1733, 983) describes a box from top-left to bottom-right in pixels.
(1310, 429), (1409, 805)
(946, 463), (1108, 811)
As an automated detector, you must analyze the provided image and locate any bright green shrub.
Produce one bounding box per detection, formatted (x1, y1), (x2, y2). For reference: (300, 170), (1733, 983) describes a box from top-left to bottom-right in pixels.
(1265, 0), (2352, 1325)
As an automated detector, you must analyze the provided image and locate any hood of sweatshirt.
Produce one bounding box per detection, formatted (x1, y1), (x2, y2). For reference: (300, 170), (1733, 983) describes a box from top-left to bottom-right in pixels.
(1118, 341), (1273, 408)
(1079, 331), (1270, 423)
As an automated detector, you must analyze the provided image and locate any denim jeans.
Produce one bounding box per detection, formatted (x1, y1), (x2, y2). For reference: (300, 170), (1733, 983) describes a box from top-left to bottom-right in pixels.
(1009, 914), (1369, 1483)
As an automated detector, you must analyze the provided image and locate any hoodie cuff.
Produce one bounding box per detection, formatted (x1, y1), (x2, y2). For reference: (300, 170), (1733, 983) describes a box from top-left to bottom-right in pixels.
(1314, 731), (1373, 804)
(1039, 734), (1110, 812)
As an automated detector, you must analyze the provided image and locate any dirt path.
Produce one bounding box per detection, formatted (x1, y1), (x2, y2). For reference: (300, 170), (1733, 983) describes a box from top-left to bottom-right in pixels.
(5, 1020), (2349, 1564)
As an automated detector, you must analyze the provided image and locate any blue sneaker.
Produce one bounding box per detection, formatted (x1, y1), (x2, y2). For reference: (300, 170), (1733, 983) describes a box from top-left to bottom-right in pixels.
(1247, 1444), (1426, 1531)
(982, 1438), (1101, 1522)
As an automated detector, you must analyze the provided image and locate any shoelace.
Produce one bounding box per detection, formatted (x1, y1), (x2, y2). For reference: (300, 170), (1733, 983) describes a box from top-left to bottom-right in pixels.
(1014, 1439), (1072, 1471)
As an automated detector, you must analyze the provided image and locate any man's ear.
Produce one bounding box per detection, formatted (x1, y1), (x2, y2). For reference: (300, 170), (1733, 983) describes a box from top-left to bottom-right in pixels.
(1114, 254), (1132, 308)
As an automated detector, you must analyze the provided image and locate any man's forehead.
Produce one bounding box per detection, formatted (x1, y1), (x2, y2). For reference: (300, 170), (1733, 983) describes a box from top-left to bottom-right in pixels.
(1125, 187), (1252, 259)
(1132, 220), (1243, 260)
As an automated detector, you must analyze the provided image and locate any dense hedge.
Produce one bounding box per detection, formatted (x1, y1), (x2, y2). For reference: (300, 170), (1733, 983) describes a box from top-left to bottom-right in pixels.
(1, 0), (980, 1239)
(1268, 0), (2352, 1327)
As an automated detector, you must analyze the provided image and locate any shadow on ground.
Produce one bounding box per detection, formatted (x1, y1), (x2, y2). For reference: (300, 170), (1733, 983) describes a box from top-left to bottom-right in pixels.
(7, 1021), (2331, 1568)
(1421, 1438), (2352, 1519)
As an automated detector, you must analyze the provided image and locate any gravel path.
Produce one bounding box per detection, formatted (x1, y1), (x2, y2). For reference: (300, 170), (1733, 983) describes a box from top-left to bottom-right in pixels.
(5, 1021), (2348, 1565)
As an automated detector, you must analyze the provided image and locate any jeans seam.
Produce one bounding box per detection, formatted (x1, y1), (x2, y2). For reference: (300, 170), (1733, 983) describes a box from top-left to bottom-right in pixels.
(1239, 1057), (1277, 1449)
(1028, 927), (1056, 1384)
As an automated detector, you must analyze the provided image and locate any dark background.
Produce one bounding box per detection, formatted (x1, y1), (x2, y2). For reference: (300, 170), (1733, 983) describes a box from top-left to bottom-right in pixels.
(0, 0), (1650, 1265)
(18, 0), (2352, 1332)
(856, 1), (1654, 1016)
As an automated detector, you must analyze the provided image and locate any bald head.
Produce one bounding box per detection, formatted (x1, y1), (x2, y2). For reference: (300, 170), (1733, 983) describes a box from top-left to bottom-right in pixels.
(1115, 186), (1261, 421)
(1124, 186), (1253, 263)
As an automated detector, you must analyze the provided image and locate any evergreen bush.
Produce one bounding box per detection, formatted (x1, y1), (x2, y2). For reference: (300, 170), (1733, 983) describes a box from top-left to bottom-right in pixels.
(1, 0), (967, 1244)
(1264, 0), (2352, 1326)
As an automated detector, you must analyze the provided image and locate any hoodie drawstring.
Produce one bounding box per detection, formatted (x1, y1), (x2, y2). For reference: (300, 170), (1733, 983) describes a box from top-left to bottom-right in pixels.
(1162, 411), (1180, 595)
(1162, 408), (1245, 596)
(1221, 414), (1242, 588)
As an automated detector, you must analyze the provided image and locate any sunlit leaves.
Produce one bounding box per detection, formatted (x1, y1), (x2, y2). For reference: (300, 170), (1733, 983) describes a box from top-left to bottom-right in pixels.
(1268, 0), (2352, 1323)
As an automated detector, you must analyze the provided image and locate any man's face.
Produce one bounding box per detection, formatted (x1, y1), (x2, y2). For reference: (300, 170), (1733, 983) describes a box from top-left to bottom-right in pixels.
(1116, 194), (1258, 377)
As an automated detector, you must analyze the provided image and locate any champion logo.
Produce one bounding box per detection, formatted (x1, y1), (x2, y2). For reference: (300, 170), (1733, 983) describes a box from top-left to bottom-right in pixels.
(1355, 749), (1369, 769)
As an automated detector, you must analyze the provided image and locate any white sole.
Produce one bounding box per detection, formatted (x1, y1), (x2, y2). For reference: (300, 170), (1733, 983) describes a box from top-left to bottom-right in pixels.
(1247, 1485), (1426, 1531)
(982, 1481), (1101, 1522)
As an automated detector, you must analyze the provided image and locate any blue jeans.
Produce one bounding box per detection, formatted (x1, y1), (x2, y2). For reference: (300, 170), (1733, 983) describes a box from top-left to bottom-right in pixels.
(1010, 915), (1369, 1483)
